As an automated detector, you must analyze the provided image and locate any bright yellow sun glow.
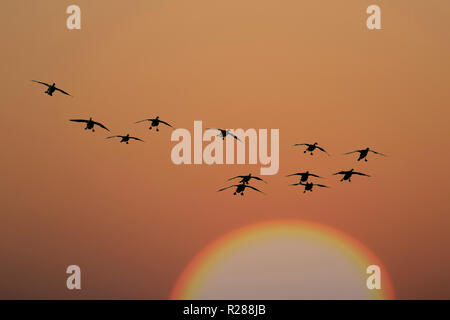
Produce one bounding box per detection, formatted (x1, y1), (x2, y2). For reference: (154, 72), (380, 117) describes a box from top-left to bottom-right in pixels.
(171, 219), (395, 299)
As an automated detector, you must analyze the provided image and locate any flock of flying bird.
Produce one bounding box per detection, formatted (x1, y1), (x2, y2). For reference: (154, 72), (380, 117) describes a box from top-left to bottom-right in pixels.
(31, 80), (174, 142)
(217, 145), (386, 196)
(32, 80), (387, 197)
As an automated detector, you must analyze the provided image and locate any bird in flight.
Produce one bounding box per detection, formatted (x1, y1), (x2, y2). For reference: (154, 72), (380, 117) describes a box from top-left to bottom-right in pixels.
(294, 142), (329, 156)
(227, 173), (267, 185)
(333, 169), (370, 182)
(106, 134), (144, 144)
(31, 80), (72, 97)
(69, 117), (110, 132)
(286, 171), (323, 183)
(135, 116), (173, 132)
(206, 128), (241, 141)
(217, 183), (264, 196)
(344, 147), (387, 162)
(290, 182), (330, 193)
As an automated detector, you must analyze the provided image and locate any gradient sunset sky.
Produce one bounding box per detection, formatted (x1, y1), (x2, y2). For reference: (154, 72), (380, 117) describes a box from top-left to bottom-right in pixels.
(1, 0), (450, 299)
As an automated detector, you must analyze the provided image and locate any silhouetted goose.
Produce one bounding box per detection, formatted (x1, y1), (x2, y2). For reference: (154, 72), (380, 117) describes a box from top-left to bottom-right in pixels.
(69, 117), (110, 132)
(31, 80), (71, 97)
(135, 116), (173, 131)
(333, 169), (370, 182)
(106, 134), (144, 144)
(206, 128), (241, 141)
(290, 182), (329, 193)
(286, 171), (323, 183)
(228, 173), (267, 185)
(218, 183), (264, 196)
(294, 142), (329, 156)
(344, 147), (386, 162)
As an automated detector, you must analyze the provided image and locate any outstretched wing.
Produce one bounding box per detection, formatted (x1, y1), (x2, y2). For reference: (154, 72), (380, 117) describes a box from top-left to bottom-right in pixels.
(93, 121), (110, 131)
(369, 150), (387, 156)
(227, 176), (245, 181)
(217, 185), (238, 192)
(55, 87), (72, 96)
(286, 172), (305, 177)
(309, 173), (323, 178)
(314, 184), (330, 188)
(289, 183), (302, 186)
(31, 80), (50, 87)
(69, 119), (88, 123)
(250, 176), (267, 183)
(206, 128), (225, 137)
(293, 143), (307, 147)
(130, 137), (145, 142)
(343, 150), (361, 155)
(106, 135), (121, 139)
(333, 171), (346, 175)
(226, 131), (241, 142)
(352, 172), (371, 177)
(135, 119), (153, 124)
(159, 120), (173, 128)
(316, 146), (330, 155)
(245, 185), (265, 194)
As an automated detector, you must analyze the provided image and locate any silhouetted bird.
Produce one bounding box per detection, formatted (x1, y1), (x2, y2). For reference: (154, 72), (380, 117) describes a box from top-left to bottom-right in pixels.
(135, 116), (173, 131)
(207, 128), (241, 141)
(290, 182), (330, 193)
(218, 183), (264, 196)
(31, 80), (71, 97)
(286, 171), (323, 183)
(106, 134), (144, 144)
(228, 173), (267, 185)
(333, 169), (370, 182)
(294, 142), (329, 156)
(344, 147), (386, 162)
(69, 117), (110, 132)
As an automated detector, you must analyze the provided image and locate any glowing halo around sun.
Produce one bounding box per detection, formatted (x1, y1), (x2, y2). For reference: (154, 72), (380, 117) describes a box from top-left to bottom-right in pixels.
(170, 219), (395, 300)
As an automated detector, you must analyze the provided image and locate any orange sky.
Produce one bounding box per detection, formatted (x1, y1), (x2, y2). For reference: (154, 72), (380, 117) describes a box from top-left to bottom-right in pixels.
(1, 0), (450, 299)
